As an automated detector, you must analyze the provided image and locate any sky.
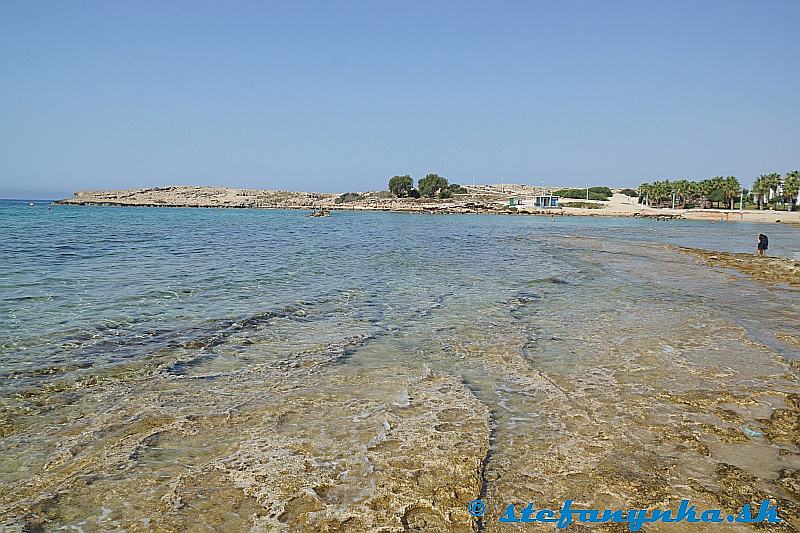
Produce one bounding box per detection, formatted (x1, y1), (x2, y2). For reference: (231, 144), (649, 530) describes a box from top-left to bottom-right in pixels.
(1, 1), (798, 199)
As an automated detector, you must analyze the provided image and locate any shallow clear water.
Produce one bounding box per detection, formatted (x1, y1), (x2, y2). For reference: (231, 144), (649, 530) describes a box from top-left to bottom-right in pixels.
(1, 200), (799, 531)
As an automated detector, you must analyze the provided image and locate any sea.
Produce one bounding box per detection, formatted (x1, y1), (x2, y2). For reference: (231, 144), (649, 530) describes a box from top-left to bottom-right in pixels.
(1, 198), (799, 531)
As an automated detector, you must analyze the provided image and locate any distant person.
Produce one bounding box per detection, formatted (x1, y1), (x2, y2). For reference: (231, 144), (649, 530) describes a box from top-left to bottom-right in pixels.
(757, 234), (768, 256)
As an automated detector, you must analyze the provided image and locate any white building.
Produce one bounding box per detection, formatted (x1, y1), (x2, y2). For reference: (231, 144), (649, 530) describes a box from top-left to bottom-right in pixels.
(508, 195), (560, 208)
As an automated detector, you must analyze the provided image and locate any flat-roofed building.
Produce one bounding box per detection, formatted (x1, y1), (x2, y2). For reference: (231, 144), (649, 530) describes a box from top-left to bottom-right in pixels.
(508, 195), (560, 208)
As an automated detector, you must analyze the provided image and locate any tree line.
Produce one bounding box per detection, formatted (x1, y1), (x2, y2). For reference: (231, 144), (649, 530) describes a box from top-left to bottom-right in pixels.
(388, 174), (467, 199)
(638, 171), (799, 210)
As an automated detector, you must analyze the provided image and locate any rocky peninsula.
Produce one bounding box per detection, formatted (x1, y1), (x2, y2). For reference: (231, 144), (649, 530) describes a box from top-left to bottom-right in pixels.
(54, 185), (800, 223)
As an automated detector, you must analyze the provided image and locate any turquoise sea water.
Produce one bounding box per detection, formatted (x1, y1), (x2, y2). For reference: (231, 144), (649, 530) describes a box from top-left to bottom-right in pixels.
(2, 200), (798, 383)
(1, 199), (799, 531)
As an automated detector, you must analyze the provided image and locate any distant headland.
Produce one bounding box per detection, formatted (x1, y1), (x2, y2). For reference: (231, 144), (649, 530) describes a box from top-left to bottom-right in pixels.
(54, 181), (800, 224)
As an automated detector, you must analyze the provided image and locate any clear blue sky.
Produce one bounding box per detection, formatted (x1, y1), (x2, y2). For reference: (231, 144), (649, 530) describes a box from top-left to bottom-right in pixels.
(1, 0), (798, 199)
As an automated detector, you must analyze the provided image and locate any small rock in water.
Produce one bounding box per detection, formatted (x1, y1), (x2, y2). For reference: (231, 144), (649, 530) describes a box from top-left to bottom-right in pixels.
(421, 364), (432, 379)
(741, 426), (764, 438)
(393, 389), (411, 408)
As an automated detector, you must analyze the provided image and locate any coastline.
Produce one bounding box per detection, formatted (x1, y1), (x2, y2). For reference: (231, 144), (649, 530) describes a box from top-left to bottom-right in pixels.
(53, 186), (800, 225)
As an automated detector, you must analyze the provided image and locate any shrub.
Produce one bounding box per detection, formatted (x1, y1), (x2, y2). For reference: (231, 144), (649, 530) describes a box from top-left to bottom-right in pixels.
(335, 192), (364, 204)
(447, 183), (467, 194)
(439, 189), (453, 199)
(620, 188), (638, 197)
(553, 188), (610, 201)
(560, 201), (603, 209)
(589, 186), (613, 197)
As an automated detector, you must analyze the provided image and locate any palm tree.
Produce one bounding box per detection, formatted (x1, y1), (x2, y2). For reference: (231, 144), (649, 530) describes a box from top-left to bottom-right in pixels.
(652, 180), (672, 207)
(709, 176), (729, 208)
(765, 173), (781, 207)
(784, 170), (800, 211)
(722, 176), (741, 209)
(696, 179), (714, 209)
(673, 179), (693, 207)
(752, 173), (780, 209)
(643, 181), (662, 207)
(687, 181), (700, 207)
(638, 182), (652, 205)
(752, 176), (767, 209)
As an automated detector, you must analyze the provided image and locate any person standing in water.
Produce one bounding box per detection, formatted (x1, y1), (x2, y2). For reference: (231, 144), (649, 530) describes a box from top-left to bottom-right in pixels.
(757, 234), (769, 256)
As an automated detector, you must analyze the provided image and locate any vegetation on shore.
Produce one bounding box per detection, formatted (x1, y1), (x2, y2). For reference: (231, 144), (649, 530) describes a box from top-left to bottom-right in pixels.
(388, 174), (466, 200)
(560, 201), (604, 209)
(553, 187), (613, 201)
(388, 175), (416, 198)
(639, 171), (799, 211)
(335, 192), (365, 204)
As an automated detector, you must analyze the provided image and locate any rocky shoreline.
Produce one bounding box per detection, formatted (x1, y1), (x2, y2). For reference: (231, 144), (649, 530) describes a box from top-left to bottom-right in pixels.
(54, 186), (685, 220)
(680, 247), (800, 286)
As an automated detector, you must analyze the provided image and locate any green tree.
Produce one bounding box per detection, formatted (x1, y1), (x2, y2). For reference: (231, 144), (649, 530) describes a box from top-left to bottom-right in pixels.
(752, 176), (768, 210)
(784, 170), (800, 211)
(766, 173), (781, 197)
(696, 178), (716, 209)
(753, 172), (781, 209)
(660, 180), (674, 206)
(388, 175), (414, 197)
(707, 186), (725, 207)
(648, 180), (671, 207)
(418, 173), (449, 198)
(673, 179), (693, 207)
(447, 183), (467, 194)
(638, 182), (652, 205)
(753, 173), (781, 209)
(721, 176), (741, 209)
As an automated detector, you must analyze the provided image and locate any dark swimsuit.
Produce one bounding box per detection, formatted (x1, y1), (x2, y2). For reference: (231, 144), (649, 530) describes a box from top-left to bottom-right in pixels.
(758, 236), (768, 250)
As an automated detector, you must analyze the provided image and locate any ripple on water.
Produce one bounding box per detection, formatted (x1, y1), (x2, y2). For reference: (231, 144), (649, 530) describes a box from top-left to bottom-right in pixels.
(1, 205), (799, 530)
